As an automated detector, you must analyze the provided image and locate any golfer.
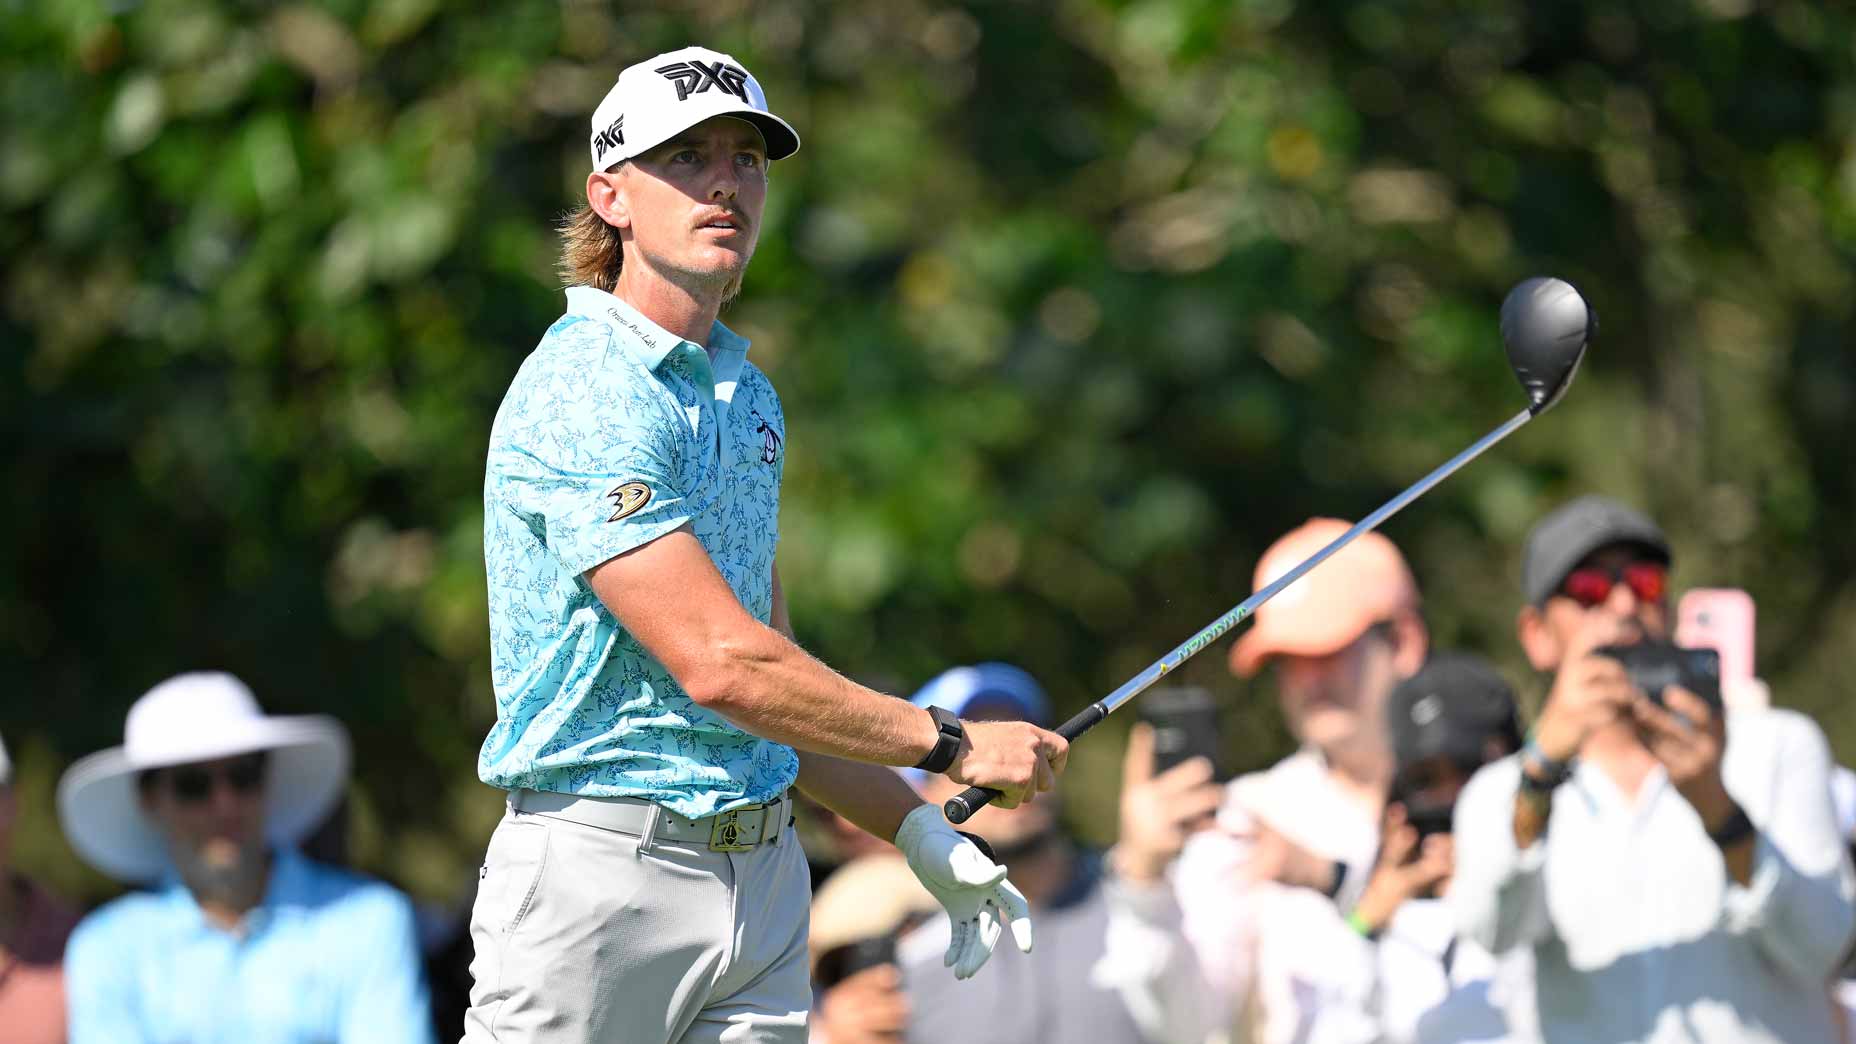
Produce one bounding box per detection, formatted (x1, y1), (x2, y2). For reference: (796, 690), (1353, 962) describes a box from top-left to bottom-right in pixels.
(465, 45), (1068, 1044)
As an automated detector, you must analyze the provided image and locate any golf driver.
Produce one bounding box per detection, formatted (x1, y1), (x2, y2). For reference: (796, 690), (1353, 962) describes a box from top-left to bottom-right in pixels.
(945, 276), (1595, 823)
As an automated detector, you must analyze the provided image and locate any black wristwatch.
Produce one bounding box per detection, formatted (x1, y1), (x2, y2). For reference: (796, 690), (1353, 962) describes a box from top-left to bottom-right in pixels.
(1707, 804), (1757, 849)
(913, 705), (965, 774)
(1319, 859), (1349, 901)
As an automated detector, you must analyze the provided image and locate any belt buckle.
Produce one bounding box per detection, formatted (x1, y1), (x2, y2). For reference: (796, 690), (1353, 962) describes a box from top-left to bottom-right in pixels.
(708, 806), (759, 852)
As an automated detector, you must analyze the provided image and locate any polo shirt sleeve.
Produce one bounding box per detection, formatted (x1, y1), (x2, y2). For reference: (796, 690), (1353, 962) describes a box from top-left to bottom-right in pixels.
(64, 910), (153, 1044)
(489, 341), (696, 577)
(337, 885), (435, 1044)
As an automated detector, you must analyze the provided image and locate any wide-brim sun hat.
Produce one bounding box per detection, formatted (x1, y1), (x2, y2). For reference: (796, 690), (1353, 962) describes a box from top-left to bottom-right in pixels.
(57, 671), (350, 883)
(588, 45), (800, 172)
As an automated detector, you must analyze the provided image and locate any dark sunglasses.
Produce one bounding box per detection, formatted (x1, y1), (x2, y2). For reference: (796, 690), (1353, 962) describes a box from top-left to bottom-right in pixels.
(1556, 562), (1668, 609)
(166, 755), (267, 804)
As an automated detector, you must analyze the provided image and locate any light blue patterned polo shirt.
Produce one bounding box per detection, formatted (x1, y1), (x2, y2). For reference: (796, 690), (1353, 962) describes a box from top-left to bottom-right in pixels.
(478, 285), (797, 817)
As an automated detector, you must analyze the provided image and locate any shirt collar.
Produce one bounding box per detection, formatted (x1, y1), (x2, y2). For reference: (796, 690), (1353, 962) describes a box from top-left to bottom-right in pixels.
(564, 285), (752, 382)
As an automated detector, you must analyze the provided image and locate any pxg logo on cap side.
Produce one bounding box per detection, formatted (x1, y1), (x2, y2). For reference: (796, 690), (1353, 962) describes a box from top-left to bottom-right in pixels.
(657, 60), (750, 103)
(592, 115), (625, 158)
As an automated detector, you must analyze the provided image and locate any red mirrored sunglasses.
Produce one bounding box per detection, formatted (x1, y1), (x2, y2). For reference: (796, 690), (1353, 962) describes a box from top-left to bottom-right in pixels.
(1557, 563), (1668, 608)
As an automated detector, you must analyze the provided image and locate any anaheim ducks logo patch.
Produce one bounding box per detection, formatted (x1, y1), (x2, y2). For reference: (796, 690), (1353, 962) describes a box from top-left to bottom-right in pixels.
(606, 482), (652, 522)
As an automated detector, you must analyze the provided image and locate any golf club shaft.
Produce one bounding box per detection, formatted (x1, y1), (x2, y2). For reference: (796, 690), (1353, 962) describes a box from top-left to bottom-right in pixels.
(944, 406), (1537, 824)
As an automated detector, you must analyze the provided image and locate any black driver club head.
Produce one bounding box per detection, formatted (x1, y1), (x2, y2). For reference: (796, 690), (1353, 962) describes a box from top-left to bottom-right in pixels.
(1501, 277), (1595, 415)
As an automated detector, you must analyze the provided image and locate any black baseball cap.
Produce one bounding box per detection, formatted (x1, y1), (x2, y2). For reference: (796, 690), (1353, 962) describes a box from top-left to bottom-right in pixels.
(1520, 495), (1672, 607)
(1387, 652), (1522, 772)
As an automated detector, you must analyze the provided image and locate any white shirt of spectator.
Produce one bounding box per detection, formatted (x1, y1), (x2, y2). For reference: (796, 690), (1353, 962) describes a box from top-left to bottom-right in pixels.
(1323, 896), (1537, 1044)
(1451, 706), (1856, 1044)
(1173, 748), (1382, 1044)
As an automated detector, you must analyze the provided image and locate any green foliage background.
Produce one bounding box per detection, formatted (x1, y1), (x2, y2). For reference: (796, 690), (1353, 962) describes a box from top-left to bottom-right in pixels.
(4, 0), (1853, 904)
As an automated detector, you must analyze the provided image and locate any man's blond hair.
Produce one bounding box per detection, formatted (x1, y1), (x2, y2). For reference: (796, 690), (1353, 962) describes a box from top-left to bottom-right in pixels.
(558, 203), (624, 291)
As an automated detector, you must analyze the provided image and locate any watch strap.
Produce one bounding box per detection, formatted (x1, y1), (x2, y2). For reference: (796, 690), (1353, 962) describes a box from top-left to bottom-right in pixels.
(1518, 735), (1574, 792)
(913, 705), (964, 774)
(1707, 804), (1756, 848)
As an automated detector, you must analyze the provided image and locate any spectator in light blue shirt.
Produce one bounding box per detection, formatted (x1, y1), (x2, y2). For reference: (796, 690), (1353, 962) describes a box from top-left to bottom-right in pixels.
(56, 671), (434, 1044)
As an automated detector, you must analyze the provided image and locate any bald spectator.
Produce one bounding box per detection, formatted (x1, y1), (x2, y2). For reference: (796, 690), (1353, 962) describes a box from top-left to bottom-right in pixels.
(1173, 518), (1429, 1042)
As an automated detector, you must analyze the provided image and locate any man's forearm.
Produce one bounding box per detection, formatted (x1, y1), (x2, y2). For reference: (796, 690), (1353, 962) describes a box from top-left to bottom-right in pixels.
(587, 537), (938, 766)
(797, 750), (926, 843)
(1512, 787), (1550, 849)
(693, 623), (940, 766)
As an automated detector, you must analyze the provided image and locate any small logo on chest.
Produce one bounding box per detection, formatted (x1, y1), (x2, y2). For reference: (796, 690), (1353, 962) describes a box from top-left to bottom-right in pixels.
(750, 410), (781, 465)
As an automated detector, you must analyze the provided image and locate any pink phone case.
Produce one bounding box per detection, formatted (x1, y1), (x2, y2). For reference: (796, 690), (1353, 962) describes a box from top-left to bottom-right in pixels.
(1676, 588), (1756, 690)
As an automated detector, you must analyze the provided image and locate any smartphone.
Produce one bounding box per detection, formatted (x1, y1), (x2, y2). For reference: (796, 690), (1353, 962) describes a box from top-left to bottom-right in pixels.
(1594, 641), (1723, 711)
(1676, 588), (1756, 694)
(1139, 686), (1230, 781)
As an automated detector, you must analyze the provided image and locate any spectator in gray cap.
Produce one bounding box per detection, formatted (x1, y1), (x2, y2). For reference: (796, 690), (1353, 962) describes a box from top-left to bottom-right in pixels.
(0, 730), (81, 1044)
(1450, 495), (1855, 1043)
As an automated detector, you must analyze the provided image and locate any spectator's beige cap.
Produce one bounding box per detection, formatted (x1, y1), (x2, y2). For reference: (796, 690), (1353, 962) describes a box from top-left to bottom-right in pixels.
(1229, 518), (1421, 677)
(56, 672), (350, 882)
(809, 854), (939, 962)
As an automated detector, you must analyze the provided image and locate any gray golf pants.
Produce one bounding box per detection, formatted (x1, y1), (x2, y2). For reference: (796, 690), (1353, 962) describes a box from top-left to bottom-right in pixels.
(461, 790), (811, 1044)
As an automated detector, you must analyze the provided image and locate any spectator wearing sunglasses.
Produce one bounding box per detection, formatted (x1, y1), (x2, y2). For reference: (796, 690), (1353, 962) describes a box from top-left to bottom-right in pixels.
(57, 672), (435, 1044)
(1450, 496), (1855, 1044)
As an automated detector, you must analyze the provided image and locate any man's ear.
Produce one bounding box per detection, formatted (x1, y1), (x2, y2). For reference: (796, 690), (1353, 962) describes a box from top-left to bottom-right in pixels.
(1517, 604), (1561, 672)
(1390, 611), (1429, 679)
(587, 169), (628, 229)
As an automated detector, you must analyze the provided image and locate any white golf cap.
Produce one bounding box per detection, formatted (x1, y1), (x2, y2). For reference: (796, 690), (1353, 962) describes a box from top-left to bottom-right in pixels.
(588, 46), (800, 173)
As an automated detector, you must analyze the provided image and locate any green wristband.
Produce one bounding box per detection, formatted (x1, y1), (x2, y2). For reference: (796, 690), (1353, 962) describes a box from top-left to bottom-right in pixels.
(1345, 909), (1379, 940)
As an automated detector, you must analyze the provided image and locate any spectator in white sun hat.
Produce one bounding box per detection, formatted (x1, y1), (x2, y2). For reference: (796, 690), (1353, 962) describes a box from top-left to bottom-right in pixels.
(58, 671), (433, 1044)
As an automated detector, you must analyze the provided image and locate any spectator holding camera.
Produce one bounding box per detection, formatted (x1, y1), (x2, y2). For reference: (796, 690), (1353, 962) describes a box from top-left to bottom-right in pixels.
(1323, 652), (1536, 1043)
(1173, 518), (1429, 1043)
(58, 672), (434, 1044)
(807, 854), (940, 1044)
(889, 664), (1217, 1044)
(1451, 495), (1856, 1043)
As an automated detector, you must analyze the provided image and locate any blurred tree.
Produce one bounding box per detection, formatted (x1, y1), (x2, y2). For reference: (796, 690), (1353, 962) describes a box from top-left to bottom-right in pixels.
(3, 0), (1851, 903)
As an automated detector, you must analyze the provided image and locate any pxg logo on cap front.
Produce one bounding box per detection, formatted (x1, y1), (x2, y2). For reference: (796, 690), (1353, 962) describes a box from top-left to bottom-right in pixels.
(657, 60), (750, 102)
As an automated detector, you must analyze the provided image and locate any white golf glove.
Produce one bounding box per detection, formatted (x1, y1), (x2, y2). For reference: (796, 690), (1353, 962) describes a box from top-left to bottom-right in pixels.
(893, 803), (1034, 980)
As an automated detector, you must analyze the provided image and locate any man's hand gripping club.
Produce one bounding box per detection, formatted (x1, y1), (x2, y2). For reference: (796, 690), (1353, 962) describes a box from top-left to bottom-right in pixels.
(894, 804), (1033, 980)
